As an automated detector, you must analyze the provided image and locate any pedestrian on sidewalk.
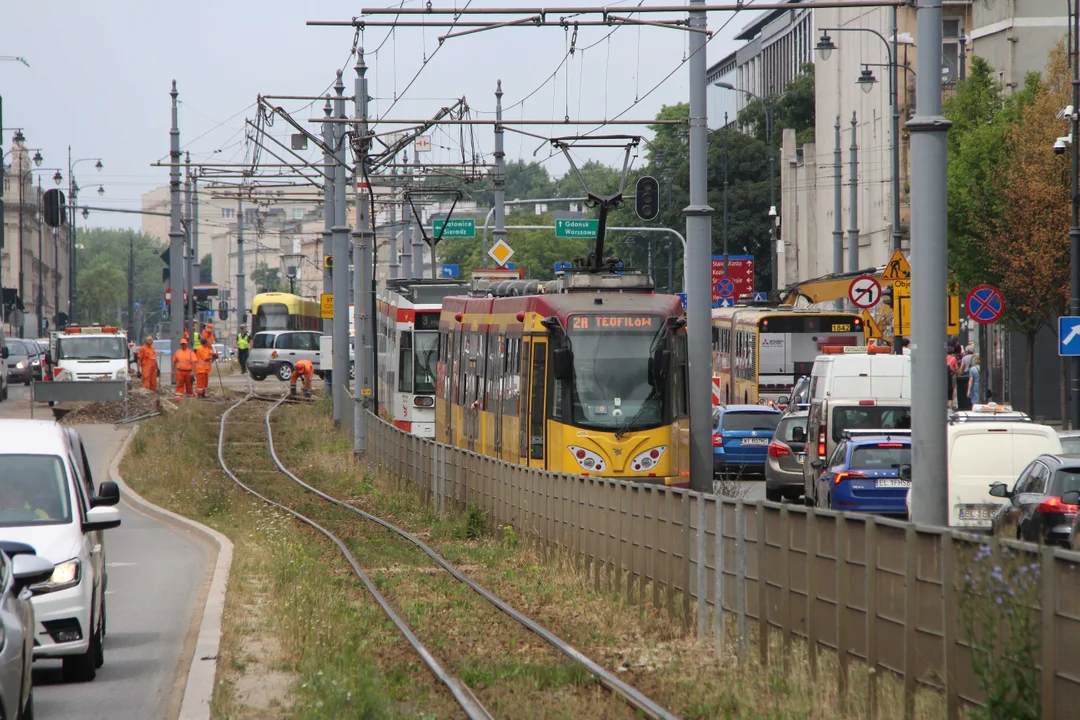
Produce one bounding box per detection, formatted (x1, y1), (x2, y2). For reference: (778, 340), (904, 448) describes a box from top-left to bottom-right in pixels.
(173, 339), (196, 401)
(968, 354), (981, 407)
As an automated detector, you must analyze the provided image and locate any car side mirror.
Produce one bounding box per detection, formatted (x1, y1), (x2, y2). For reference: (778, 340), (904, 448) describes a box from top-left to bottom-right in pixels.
(11, 554), (54, 593)
(1062, 491), (1080, 505)
(92, 481), (120, 507)
(898, 464), (912, 481)
(988, 483), (1012, 498)
(83, 505), (121, 532)
(811, 459), (824, 470)
(650, 348), (671, 383)
(778, 396), (790, 407)
(552, 348), (573, 381)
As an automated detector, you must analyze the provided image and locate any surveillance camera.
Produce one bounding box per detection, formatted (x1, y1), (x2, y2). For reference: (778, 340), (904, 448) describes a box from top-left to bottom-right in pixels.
(1058, 105), (1075, 121)
(1055, 137), (1071, 155)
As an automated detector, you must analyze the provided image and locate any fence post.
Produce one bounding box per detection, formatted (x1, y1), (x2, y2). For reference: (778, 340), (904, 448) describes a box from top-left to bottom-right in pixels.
(697, 495), (707, 640)
(736, 500), (748, 664)
(807, 507), (819, 678)
(903, 523), (917, 720)
(757, 501), (768, 667)
(866, 517), (879, 720)
(1041, 545), (1056, 719)
(780, 504), (791, 674)
(836, 513), (849, 713)
(714, 497), (725, 658)
(940, 531), (958, 720)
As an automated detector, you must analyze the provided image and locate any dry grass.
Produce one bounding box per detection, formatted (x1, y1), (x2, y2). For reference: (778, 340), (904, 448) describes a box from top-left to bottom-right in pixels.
(269, 400), (956, 720)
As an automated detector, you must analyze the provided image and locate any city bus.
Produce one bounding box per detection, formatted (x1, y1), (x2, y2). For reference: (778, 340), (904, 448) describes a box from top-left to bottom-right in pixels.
(376, 279), (466, 437)
(712, 303), (864, 406)
(250, 292), (321, 334)
(436, 271), (690, 486)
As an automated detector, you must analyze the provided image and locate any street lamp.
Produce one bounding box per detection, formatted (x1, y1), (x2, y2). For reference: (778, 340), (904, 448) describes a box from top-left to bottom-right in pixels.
(97, 185), (104, 196)
(52, 170), (62, 186)
(67, 153), (104, 324)
(32, 151), (42, 167)
(816, 33), (837, 61)
(857, 66), (878, 94)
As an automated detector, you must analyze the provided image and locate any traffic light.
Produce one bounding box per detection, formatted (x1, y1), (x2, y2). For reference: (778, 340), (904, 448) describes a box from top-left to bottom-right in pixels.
(43, 189), (66, 228)
(218, 301), (228, 321)
(324, 254), (333, 270)
(634, 175), (660, 221)
(882, 286), (894, 308)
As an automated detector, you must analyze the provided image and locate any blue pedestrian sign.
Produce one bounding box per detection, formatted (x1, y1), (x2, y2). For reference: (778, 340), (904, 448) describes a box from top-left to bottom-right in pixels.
(716, 278), (736, 299)
(676, 293), (687, 310)
(441, 264), (459, 278)
(1060, 317), (1080, 356)
(753, 292), (768, 301)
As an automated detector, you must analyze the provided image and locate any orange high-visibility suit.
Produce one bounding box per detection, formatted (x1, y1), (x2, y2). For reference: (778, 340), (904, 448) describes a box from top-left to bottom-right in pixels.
(194, 343), (217, 397)
(173, 342), (196, 400)
(136, 340), (159, 392)
(201, 322), (216, 346)
(289, 359), (315, 398)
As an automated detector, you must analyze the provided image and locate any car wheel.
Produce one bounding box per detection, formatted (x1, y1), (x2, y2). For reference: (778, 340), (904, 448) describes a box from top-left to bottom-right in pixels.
(250, 372), (267, 382)
(766, 487), (782, 503)
(276, 363), (293, 382)
(61, 631), (98, 682)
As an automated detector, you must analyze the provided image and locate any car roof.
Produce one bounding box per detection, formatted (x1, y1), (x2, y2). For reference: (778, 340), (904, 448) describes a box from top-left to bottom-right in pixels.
(0, 420), (73, 457)
(1034, 453), (1080, 469)
(846, 435), (912, 447)
(721, 404), (781, 413)
(779, 410), (809, 420)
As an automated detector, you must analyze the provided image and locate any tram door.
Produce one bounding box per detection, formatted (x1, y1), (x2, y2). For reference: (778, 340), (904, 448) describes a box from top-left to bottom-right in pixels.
(493, 333), (505, 458)
(442, 330), (455, 444)
(528, 340), (547, 469)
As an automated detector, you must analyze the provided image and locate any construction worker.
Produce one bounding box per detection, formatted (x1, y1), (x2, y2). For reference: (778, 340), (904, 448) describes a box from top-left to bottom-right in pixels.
(289, 359), (315, 399)
(173, 339), (196, 401)
(194, 339), (218, 399)
(235, 325), (251, 374)
(136, 336), (159, 392)
(201, 321), (216, 346)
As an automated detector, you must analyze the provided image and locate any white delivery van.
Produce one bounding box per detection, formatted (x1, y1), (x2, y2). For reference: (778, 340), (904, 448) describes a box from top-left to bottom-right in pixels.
(809, 346), (910, 401)
(48, 326), (131, 382)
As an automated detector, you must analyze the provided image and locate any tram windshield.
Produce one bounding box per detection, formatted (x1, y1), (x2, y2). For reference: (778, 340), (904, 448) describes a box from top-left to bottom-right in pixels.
(413, 331), (439, 395)
(564, 314), (667, 432)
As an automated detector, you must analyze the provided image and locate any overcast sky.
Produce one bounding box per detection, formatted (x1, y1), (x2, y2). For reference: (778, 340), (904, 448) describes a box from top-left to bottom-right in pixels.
(2, 1), (754, 233)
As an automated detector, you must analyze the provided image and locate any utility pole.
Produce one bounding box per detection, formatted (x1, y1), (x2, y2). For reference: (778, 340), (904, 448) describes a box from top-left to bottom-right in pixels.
(491, 79), (507, 271)
(1071, 0), (1080, 430)
(685, 0), (715, 494)
(322, 97), (334, 337)
(400, 152), (413, 279)
(68, 146), (77, 324)
(36, 176), (43, 337)
(184, 152), (193, 340)
(127, 233), (135, 339)
(411, 191), (425, 279)
(388, 162), (399, 280)
(892, 6), (904, 355)
(52, 228), (59, 332)
(908, 0), (951, 526)
(331, 71), (351, 429)
(722, 112), (729, 278)
(767, 92), (777, 294)
(848, 112), (860, 273)
(168, 81), (184, 359)
(17, 138), (24, 335)
(192, 172), (200, 327)
(353, 49), (372, 452)
(236, 195), (245, 333)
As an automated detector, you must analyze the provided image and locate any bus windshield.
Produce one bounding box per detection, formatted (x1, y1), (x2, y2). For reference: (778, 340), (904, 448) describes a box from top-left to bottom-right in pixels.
(57, 336), (128, 360)
(414, 331), (438, 395)
(757, 314), (863, 385)
(565, 314), (666, 432)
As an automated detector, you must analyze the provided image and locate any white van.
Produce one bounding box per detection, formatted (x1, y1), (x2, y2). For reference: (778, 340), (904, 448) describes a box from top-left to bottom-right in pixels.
(809, 347), (910, 401)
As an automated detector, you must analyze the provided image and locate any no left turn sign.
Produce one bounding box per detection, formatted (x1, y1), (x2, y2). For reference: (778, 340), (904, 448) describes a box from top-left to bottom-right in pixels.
(848, 275), (882, 309)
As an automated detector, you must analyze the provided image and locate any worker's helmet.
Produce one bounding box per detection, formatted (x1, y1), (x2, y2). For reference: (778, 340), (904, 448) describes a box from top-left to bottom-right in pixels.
(180, 338), (188, 346)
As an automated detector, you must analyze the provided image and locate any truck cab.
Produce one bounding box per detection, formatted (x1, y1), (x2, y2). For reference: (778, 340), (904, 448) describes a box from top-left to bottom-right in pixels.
(48, 326), (131, 382)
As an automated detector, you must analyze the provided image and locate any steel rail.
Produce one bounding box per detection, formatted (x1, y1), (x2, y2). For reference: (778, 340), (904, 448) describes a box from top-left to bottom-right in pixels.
(217, 393), (494, 720)
(263, 396), (680, 720)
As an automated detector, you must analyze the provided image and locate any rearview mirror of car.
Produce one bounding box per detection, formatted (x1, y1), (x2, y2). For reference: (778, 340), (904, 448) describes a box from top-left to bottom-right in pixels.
(11, 554), (54, 592)
(811, 460), (824, 470)
(1061, 490), (1080, 505)
(898, 464), (912, 481)
(988, 483), (1011, 498)
(92, 481), (121, 507)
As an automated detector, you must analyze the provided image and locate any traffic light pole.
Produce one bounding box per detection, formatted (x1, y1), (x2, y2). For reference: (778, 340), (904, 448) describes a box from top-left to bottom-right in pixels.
(353, 49), (371, 453)
(322, 97), (334, 338)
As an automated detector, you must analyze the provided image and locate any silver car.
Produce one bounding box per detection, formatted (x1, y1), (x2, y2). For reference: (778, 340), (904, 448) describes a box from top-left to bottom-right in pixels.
(0, 542), (54, 720)
(765, 411), (809, 502)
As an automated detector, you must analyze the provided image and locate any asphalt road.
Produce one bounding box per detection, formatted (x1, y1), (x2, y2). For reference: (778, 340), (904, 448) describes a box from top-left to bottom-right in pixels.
(0, 385), (211, 719)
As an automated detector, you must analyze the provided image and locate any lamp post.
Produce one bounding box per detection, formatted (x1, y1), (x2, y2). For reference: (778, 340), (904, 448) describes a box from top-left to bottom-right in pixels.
(1069, 0), (1080, 429)
(67, 150), (103, 324)
(714, 81), (776, 293)
(31, 168), (63, 337)
(818, 20), (911, 353)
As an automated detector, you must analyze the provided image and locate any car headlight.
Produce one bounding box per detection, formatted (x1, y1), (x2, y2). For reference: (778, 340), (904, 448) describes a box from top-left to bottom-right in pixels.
(114, 367), (128, 379)
(33, 559), (81, 594)
(567, 445), (606, 473)
(15, 361), (25, 369)
(631, 446), (668, 472)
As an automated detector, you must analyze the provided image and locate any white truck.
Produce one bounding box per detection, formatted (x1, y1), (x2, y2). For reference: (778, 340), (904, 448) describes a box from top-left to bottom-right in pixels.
(48, 326), (131, 382)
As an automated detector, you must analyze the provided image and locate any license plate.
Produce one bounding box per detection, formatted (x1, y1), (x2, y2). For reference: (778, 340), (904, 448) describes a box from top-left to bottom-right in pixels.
(876, 479), (911, 488)
(796, 454), (805, 464)
(959, 504), (995, 520)
(742, 438), (768, 446)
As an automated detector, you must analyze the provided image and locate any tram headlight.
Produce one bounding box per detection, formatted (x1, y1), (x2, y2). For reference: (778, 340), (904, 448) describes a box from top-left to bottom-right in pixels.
(413, 396), (435, 407)
(567, 445), (605, 473)
(631, 446), (668, 472)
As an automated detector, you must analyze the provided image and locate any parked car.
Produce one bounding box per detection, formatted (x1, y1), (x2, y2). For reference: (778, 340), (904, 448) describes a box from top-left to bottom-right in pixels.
(0, 542), (54, 720)
(712, 405), (782, 479)
(1059, 431), (1080, 455)
(0, 421), (122, 683)
(247, 330), (322, 382)
(5, 340), (36, 386)
(765, 411), (809, 502)
(812, 431), (912, 515)
(990, 454), (1080, 546)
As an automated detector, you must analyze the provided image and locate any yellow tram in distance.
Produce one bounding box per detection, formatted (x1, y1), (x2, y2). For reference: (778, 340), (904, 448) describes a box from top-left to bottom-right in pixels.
(436, 271), (691, 487)
(250, 292), (321, 334)
(712, 302), (865, 406)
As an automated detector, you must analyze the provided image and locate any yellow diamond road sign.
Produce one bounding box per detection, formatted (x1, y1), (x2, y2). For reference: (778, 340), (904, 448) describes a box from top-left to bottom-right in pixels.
(488, 238), (515, 267)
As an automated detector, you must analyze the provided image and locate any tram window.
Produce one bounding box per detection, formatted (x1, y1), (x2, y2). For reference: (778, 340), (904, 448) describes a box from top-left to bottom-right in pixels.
(398, 332), (413, 393)
(520, 342), (532, 458)
(674, 336), (688, 418)
(530, 341), (546, 461)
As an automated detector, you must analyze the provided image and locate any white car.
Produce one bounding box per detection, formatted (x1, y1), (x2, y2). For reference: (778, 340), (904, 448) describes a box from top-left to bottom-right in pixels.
(0, 421), (121, 683)
(0, 543), (54, 719)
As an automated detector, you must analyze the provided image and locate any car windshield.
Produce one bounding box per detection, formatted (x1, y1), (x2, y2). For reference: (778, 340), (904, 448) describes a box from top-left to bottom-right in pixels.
(850, 444), (911, 469)
(722, 411), (781, 432)
(0, 456), (72, 527)
(57, 336), (127, 360)
(832, 406), (911, 443)
(775, 416), (808, 443)
(565, 314), (668, 432)
(414, 331), (438, 395)
(6, 340), (29, 357)
(1060, 436), (1080, 455)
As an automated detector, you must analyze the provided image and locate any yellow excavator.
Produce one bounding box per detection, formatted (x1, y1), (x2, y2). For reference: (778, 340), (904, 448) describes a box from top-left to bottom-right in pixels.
(776, 264), (905, 342)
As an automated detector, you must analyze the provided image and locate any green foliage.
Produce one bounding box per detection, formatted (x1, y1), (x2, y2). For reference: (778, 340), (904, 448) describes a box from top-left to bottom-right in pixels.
(73, 228), (165, 326)
(250, 262), (283, 293)
(737, 62), (817, 146)
(459, 503), (487, 540)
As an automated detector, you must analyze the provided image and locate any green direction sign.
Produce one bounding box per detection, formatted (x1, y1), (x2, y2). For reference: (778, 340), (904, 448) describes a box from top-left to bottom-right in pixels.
(555, 218), (598, 239)
(433, 218), (476, 238)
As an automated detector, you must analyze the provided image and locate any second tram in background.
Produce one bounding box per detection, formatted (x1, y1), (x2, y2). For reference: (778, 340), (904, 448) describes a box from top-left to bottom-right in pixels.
(376, 279), (466, 437)
(711, 301), (865, 406)
(250, 292), (322, 334)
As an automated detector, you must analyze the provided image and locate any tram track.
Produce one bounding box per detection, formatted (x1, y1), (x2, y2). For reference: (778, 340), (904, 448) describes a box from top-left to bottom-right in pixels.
(217, 391), (679, 720)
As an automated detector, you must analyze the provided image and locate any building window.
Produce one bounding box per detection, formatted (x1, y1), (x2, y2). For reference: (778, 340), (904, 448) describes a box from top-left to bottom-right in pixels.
(293, 209), (304, 220)
(942, 19), (960, 84)
(222, 208), (235, 219)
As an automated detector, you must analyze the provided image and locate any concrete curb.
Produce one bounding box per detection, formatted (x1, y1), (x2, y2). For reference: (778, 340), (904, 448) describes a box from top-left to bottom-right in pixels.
(109, 425), (232, 720)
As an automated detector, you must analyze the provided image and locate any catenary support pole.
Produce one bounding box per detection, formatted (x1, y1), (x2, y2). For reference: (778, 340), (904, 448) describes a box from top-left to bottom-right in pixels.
(322, 97), (334, 338)
(411, 187), (425, 278)
(767, 94), (777, 293)
(127, 233), (135, 339)
(184, 153), (193, 340)
(832, 116), (843, 311)
(400, 152), (413, 279)
(492, 79), (507, 271)
(685, 0), (715, 494)
(388, 161), (399, 280)
(907, 0), (951, 525)
(1071, 0), (1080, 430)
(168, 81), (184, 360)
(192, 173), (200, 328)
(36, 177), (43, 337)
(723, 112), (729, 278)
(892, 4), (904, 354)
(353, 50), (371, 453)
(847, 112), (860, 273)
(331, 71), (351, 429)
(236, 195), (245, 333)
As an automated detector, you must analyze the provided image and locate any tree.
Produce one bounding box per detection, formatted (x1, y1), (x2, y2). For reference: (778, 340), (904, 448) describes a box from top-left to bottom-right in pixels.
(737, 62), (816, 146)
(76, 261), (126, 325)
(74, 228), (166, 326)
(250, 262), (283, 293)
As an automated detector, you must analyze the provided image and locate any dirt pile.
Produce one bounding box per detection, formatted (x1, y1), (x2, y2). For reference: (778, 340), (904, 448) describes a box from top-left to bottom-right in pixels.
(57, 388), (162, 425)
